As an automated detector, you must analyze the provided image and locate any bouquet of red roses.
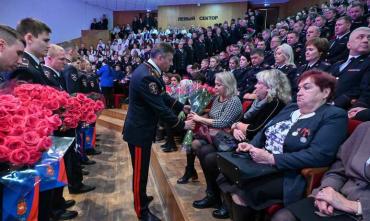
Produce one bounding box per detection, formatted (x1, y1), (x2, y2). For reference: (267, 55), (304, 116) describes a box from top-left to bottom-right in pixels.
(0, 94), (61, 166)
(181, 84), (216, 152)
(13, 84), (105, 129)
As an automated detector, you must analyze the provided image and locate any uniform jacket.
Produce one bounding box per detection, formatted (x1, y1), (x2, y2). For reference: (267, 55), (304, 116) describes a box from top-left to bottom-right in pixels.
(276, 64), (297, 92)
(294, 60), (331, 98)
(312, 122), (370, 221)
(330, 54), (370, 109)
(327, 32), (350, 64)
(123, 62), (184, 147)
(42, 65), (66, 91)
(173, 49), (188, 72)
(250, 103), (348, 205)
(61, 64), (82, 94)
(11, 52), (54, 85)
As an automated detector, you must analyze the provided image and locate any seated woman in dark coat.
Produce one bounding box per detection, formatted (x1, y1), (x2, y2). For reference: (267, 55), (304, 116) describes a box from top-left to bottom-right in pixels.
(272, 121), (370, 221)
(217, 70), (348, 221)
(232, 69), (292, 142)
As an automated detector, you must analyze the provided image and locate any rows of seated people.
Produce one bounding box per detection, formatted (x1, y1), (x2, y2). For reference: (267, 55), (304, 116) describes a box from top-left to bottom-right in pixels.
(149, 2), (370, 221)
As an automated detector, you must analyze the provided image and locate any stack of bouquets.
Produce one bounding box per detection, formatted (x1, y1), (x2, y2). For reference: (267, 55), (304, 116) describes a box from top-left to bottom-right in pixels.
(0, 84), (105, 166)
(181, 83), (216, 152)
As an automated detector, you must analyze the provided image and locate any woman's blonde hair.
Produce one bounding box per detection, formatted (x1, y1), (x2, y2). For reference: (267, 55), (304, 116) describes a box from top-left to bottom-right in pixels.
(256, 69), (292, 104)
(215, 71), (238, 98)
(275, 43), (296, 68)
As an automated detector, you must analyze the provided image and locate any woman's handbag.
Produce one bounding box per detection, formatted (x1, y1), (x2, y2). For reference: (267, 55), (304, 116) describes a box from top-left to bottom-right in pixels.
(211, 131), (238, 152)
(216, 152), (279, 187)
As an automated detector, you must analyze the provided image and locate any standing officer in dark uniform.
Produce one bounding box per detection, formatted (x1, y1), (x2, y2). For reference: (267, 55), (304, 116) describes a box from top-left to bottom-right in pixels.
(43, 44), (79, 220)
(0, 24), (25, 221)
(123, 43), (194, 221)
(9, 18), (56, 221)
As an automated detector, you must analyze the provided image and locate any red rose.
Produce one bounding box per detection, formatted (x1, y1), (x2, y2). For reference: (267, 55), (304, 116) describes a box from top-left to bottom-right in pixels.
(23, 131), (41, 147)
(76, 93), (87, 102)
(9, 148), (30, 165)
(48, 114), (62, 128)
(16, 107), (28, 117)
(0, 119), (12, 135)
(5, 136), (26, 150)
(0, 145), (10, 162)
(0, 135), (5, 145)
(27, 150), (42, 165)
(94, 101), (105, 111)
(26, 115), (39, 128)
(9, 126), (24, 136)
(37, 137), (52, 151)
(86, 113), (97, 124)
(11, 115), (26, 127)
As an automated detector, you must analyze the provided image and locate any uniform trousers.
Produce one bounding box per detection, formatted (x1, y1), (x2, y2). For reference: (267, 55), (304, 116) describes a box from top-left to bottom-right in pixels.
(128, 143), (152, 218)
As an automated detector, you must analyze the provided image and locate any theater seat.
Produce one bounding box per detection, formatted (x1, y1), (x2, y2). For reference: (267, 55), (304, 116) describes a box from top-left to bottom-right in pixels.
(263, 119), (363, 219)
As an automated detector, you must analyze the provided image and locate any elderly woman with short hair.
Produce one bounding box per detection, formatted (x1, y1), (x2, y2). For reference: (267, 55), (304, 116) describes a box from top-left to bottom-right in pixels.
(232, 69), (292, 142)
(177, 72), (242, 186)
(216, 70), (348, 220)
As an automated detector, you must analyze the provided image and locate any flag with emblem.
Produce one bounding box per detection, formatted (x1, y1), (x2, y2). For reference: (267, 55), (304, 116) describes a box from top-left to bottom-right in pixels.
(34, 136), (73, 192)
(1, 169), (40, 221)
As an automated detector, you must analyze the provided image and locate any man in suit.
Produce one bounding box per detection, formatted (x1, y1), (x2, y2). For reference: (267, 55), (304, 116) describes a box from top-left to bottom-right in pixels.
(349, 3), (367, 31)
(287, 31), (305, 66)
(330, 27), (370, 110)
(123, 43), (194, 221)
(327, 16), (351, 64)
(173, 40), (188, 76)
(265, 36), (281, 66)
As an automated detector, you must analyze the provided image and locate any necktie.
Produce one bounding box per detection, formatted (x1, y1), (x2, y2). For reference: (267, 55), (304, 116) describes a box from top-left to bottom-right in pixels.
(329, 38), (338, 49)
(339, 57), (354, 72)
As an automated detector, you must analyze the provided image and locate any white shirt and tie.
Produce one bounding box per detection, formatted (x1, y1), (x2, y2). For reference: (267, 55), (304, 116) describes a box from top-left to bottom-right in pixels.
(339, 55), (360, 72)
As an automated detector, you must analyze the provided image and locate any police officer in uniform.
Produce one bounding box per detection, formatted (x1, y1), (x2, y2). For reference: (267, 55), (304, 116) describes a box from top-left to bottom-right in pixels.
(123, 43), (194, 221)
(0, 24), (25, 221)
(326, 16), (351, 64)
(43, 44), (79, 220)
(329, 27), (370, 110)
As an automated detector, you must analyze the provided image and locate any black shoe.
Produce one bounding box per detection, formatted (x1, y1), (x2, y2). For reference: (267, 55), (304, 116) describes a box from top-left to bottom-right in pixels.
(193, 194), (220, 209)
(82, 169), (89, 176)
(147, 195), (154, 204)
(63, 200), (76, 209)
(85, 149), (102, 155)
(54, 210), (78, 220)
(69, 184), (96, 194)
(177, 167), (198, 184)
(162, 144), (177, 152)
(140, 209), (161, 221)
(80, 159), (96, 165)
(212, 206), (230, 219)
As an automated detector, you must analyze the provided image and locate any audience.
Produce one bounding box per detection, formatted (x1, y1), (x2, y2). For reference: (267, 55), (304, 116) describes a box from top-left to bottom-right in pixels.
(217, 70), (348, 220)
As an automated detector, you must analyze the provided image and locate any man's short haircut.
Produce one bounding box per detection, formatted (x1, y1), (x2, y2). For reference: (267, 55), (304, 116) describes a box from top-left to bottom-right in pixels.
(16, 17), (51, 37)
(150, 42), (175, 58)
(337, 16), (352, 25)
(350, 3), (364, 12)
(47, 44), (65, 57)
(250, 48), (265, 57)
(0, 24), (25, 46)
(287, 31), (299, 37)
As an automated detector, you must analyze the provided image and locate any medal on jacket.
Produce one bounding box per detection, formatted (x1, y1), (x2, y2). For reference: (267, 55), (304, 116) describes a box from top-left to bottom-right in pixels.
(299, 128), (310, 143)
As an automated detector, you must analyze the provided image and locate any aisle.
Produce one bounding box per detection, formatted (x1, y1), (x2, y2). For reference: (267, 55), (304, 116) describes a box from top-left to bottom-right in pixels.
(64, 126), (165, 221)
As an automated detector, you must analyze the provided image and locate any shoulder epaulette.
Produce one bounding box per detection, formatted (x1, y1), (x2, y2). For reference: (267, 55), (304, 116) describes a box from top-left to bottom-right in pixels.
(143, 62), (161, 78)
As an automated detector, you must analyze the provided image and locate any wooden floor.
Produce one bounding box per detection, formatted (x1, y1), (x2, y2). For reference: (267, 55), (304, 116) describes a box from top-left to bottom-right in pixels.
(64, 126), (165, 221)
(64, 108), (230, 221)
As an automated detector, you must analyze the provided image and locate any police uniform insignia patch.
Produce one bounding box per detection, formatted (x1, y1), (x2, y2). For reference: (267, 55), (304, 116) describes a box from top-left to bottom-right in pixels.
(71, 73), (78, 81)
(44, 70), (51, 79)
(149, 82), (159, 94)
(20, 58), (29, 68)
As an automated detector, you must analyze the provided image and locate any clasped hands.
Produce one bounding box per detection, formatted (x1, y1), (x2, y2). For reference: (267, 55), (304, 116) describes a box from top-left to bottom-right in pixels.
(236, 142), (275, 165)
(314, 187), (358, 216)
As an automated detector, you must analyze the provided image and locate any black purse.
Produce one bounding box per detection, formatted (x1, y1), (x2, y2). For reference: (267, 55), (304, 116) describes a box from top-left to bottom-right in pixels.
(211, 131), (238, 152)
(216, 151), (279, 187)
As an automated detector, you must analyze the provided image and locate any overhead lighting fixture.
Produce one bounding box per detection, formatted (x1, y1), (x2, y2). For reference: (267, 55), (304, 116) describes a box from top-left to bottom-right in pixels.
(264, 3), (270, 6)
